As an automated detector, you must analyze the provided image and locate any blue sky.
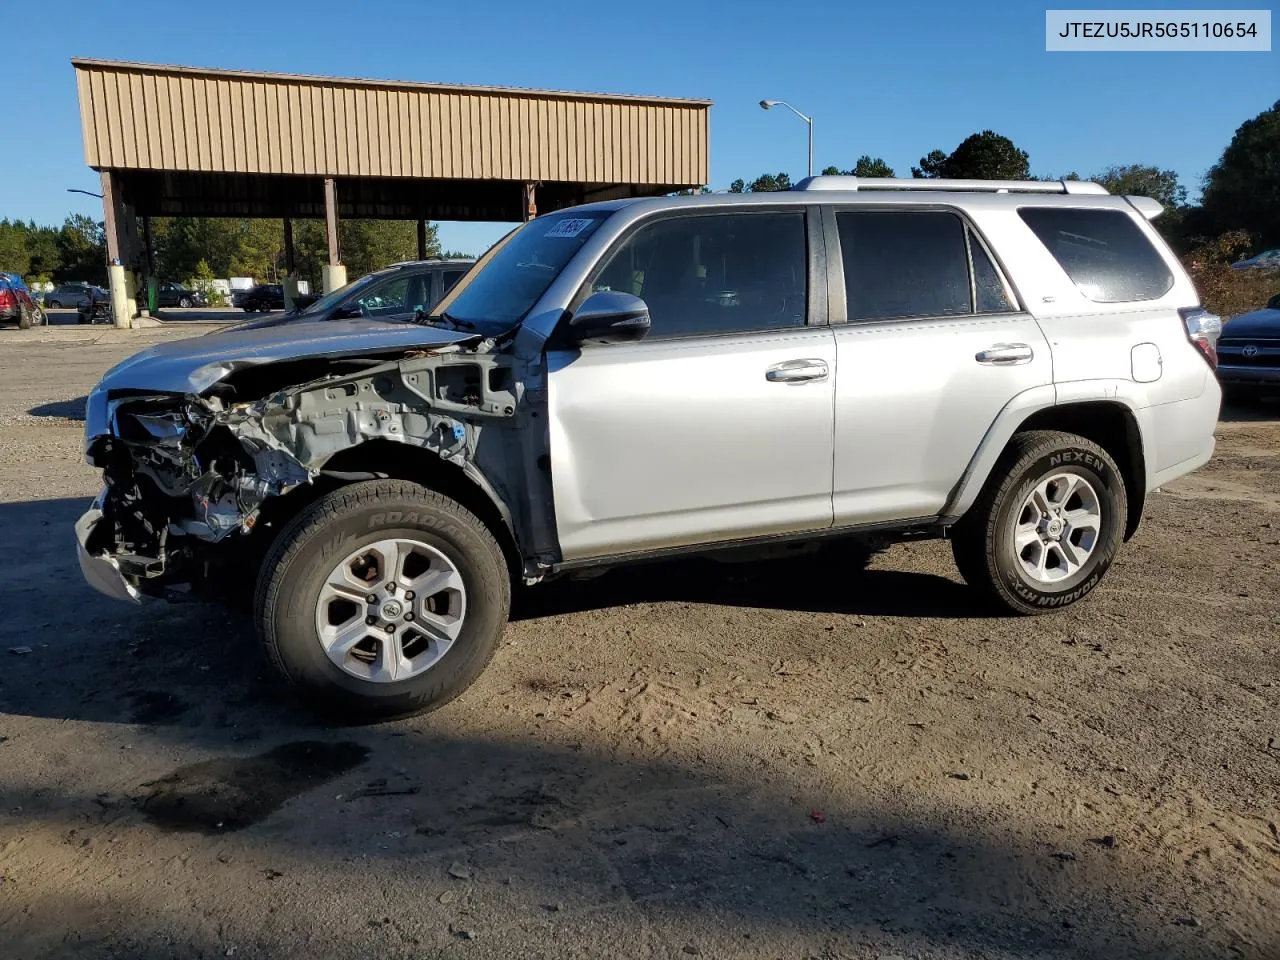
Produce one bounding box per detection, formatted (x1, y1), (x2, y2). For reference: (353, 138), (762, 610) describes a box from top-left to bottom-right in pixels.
(1, 0), (1275, 256)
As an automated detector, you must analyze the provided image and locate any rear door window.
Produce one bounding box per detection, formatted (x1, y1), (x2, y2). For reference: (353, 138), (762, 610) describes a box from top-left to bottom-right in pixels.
(1017, 207), (1173, 302)
(837, 211), (972, 321)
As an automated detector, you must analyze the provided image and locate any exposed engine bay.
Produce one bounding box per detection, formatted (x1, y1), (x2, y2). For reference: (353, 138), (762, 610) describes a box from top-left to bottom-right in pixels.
(83, 334), (540, 597)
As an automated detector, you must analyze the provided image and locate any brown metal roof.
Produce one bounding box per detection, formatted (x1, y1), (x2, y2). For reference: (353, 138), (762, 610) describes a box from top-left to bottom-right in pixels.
(73, 59), (710, 188)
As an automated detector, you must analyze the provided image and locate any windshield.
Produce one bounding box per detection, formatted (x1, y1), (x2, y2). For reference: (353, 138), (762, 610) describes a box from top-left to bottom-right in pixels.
(298, 269), (394, 315)
(430, 213), (608, 331)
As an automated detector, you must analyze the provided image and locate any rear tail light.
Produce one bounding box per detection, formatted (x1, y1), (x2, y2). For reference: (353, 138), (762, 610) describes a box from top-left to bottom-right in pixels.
(1180, 306), (1222, 370)
(0, 288), (14, 309)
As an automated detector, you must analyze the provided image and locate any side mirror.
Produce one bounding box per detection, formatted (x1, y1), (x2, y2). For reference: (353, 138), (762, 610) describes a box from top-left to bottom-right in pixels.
(331, 303), (364, 320)
(566, 291), (651, 345)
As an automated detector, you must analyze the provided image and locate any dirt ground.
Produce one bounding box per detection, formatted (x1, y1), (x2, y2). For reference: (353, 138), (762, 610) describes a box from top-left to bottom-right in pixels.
(0, 326), (1277, 960)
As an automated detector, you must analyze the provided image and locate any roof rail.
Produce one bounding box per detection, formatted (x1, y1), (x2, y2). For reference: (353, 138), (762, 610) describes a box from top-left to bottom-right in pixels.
(793, 176), (1109, 196)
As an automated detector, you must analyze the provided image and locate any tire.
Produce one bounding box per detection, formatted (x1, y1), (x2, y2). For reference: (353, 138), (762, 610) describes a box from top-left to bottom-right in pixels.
(951, 430), (1127, 615)
(179, 297), (192, 308)
(256, 479), (511, 721)
(47, 299), (61, 309)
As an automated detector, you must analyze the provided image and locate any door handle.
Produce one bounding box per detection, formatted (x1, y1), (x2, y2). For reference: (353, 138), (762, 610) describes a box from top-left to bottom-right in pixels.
(766, 359), (829, 383)
(975, 343), (1034, 365)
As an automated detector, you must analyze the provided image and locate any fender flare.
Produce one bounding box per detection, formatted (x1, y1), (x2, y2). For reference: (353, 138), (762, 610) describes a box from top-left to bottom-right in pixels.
(941, 381), (1155, 525)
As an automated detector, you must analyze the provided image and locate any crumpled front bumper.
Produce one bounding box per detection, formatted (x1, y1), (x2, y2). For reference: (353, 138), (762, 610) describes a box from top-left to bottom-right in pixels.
(75, 499), (142, 604)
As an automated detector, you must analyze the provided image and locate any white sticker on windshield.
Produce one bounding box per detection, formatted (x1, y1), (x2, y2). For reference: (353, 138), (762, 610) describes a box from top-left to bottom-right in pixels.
(544, 218), (593, 239)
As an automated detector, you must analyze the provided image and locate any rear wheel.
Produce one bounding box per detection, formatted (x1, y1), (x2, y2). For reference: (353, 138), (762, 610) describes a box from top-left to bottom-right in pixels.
(951, 430), (1127, 615)
(179, 296), (193, 307)
(47, 299), (61, 309)
(256, 480), (510, 721)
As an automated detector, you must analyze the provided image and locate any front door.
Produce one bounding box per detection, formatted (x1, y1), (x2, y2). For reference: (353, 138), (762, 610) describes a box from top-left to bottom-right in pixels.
(547, 209), (836, 561)
(826, 208), (1054, 525)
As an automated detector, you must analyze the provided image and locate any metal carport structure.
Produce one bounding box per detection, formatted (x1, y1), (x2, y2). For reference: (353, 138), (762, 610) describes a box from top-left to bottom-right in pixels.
(72, 59), (711, 327)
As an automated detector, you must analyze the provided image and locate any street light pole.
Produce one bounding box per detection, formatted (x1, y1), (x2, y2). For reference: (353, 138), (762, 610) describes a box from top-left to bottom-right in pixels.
(759, 99), (814, 178)
(67, 187), (112, 322)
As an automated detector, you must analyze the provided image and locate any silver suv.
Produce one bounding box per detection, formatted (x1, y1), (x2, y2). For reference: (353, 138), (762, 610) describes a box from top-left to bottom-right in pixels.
(76, 177), (1222, 719)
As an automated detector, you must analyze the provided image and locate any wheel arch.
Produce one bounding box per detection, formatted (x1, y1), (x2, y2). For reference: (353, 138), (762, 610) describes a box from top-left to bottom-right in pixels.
(254, 439), (522, 581)
(946, 393), (1149, 541)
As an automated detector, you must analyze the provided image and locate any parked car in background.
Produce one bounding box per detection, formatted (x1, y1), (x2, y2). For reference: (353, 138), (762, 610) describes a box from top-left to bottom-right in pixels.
(234, 258), (475, 325)
(0, 274), (44, 328)
(155, 281), (207, 308)
(76, 182), (1220, 719)
(239, 284), (320, 312)
(1217, 291), (1280, 401)
(1232, 249), (1280, 271)
(75, 286), (111, 324)
(44, 282), (95, 308)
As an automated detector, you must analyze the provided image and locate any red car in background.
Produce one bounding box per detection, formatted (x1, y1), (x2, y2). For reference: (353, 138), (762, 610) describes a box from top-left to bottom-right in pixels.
(0, 274), (45, 329)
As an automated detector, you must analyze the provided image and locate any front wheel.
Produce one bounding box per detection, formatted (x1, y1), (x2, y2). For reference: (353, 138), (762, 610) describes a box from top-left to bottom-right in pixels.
(179, 297), (192, 307)
(951, 430), (1127, 615)
(255, 480), (511, 721)
(47, 299), (61, 309)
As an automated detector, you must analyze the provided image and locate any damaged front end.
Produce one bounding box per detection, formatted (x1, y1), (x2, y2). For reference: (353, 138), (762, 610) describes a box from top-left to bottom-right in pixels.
(78, 330), (528, 602)
(82, 391), (301, 594)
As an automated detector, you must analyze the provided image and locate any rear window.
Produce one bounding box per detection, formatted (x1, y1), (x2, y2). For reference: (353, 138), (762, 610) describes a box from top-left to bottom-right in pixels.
(1018, 207), (1173, 303)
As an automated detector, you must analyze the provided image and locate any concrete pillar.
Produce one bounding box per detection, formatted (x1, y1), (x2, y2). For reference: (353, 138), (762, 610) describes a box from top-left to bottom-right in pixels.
(282, 218), (297, 311)
(417, 219), (427, 261)
(522, 182), (537, 222)
(322, 264), (347, 294)
(322, 177), (344, 293)
(100, 171), (132, 329)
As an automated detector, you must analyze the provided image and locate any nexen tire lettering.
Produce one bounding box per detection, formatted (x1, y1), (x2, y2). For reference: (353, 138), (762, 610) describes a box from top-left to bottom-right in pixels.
(1048, 451), (1102, 470)
(369, 512), (430, 527)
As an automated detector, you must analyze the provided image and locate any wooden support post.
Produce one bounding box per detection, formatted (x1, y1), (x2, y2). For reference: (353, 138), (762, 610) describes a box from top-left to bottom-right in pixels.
(323, 178), (340, 266)
(100, 171), (131, 328)
(141, 216), (156, 314)
(322, 178), (346, 294)
(522, 182), (537, 222)
(282, 218), (297, 311)
(100, 170), (122, 264)
(417, 219), (427, 261)
(283, 218), (296, 275)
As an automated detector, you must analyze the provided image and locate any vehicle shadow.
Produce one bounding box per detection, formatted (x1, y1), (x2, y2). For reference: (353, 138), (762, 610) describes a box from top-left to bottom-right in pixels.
(513, 543), (990, 622)
(27, 396), (88, 420)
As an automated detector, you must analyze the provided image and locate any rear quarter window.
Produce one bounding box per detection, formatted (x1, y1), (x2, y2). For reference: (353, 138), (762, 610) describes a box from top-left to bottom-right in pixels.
(1018, 207), (1173, 303)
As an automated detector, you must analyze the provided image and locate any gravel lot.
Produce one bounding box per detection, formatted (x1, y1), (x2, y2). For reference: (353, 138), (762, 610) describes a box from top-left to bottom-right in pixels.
(1, 326), (1277, 960)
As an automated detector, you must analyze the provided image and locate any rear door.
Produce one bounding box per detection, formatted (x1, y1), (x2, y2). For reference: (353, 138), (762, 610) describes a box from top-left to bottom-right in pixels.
(826, 207), (1053, 525)
(547, 207), (836, 560)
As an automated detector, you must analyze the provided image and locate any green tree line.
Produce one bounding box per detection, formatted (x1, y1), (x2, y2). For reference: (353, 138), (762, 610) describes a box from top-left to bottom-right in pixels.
(0, 215), (109, 285)
(0, 215), (443, 289)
